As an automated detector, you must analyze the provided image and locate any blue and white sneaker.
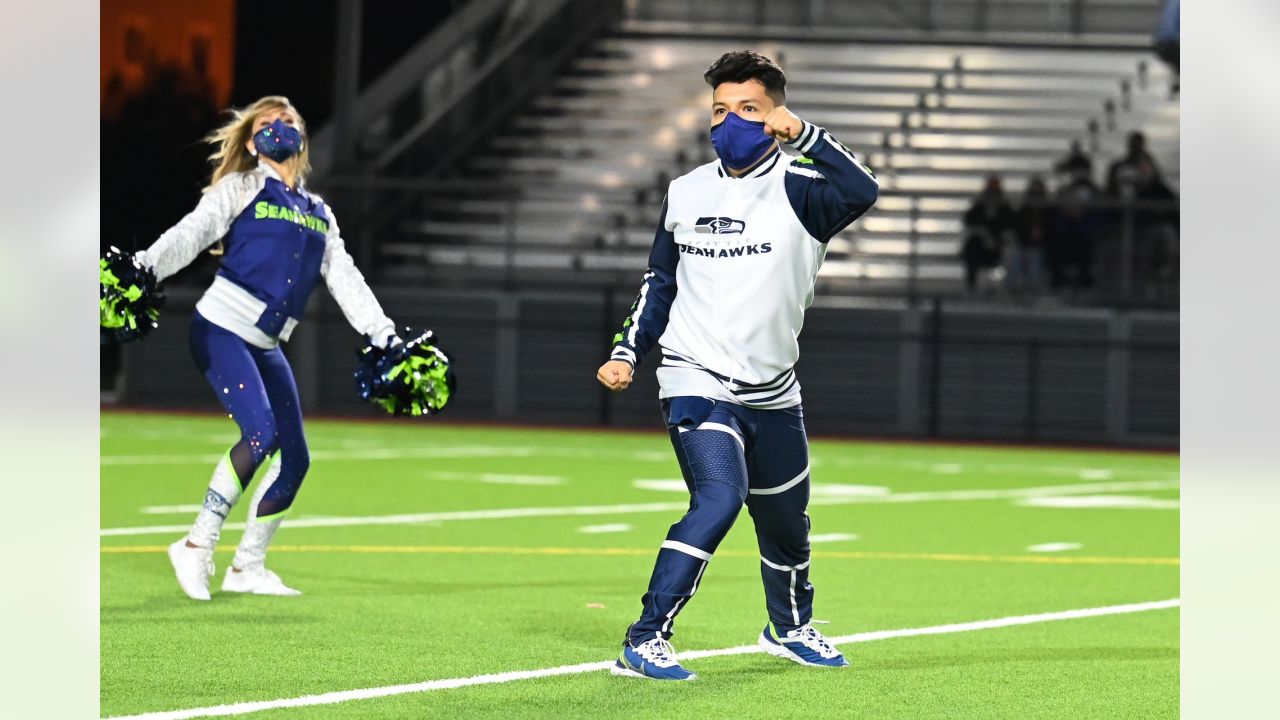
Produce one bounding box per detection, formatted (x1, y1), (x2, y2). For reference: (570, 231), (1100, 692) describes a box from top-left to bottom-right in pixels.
(759, 622), (849, 667)
(611, 638), (697, 681)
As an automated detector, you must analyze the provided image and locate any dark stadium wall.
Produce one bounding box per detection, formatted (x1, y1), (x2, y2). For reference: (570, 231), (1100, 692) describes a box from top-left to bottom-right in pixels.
(113, 286), (1178, 448)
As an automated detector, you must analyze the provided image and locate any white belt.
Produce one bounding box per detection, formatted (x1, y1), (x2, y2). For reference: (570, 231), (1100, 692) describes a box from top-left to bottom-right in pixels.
(195, 275), (299, 349)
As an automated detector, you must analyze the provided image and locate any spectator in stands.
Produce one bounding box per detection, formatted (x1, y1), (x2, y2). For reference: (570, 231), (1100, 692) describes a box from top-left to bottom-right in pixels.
(1054, 140), (1093, 184)
(1106, 131), (1156, 200)
(961, 175), (1017, 293)
(1006, 176), (1052, 295)
(1131, 156), (1179, 299)
(596, 212), (631, 249)
(1048, 175), (1102, 291)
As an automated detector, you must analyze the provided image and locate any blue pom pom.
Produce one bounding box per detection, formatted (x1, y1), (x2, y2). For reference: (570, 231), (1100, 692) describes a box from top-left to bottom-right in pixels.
(354, 330), (456, 417)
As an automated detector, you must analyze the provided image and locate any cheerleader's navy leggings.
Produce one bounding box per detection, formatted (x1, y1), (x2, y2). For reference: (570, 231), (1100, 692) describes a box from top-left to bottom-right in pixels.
(189, 310), (309, 518)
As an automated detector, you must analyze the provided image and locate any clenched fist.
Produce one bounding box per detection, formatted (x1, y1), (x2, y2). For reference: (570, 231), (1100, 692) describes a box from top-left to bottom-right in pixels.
(762, 106), (804, 143)
(596, 360), (634, 392)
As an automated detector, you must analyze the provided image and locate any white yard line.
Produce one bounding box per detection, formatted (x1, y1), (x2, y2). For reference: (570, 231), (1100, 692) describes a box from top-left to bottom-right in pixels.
(102, 598), (1179, 720)
(101, 479), (1180, 537)
(631, 479), (688, 492)
(577, 523), (633, 534)
(828, 455), (1175, 480)
(809, 533), (859, 543)
(1027, 542), (1084, 553)
(427, 472), (566, 486)
(101, 446), (540, 466)
(139, 505), (204, 515)
(818, 478), (1180, 505)
(1017, 495), (1180, 510)
(100, 444), (1176, 481)
(100, 502), (691, 537)
(101, 446), (673, 466)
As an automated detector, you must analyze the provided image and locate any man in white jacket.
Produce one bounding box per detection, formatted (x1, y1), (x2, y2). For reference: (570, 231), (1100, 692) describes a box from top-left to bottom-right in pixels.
(597, 50), (878, 681)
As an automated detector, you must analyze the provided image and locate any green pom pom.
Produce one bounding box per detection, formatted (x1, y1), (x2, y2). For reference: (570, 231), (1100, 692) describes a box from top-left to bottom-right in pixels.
(354, 331), (456, 417)
(100, 248), (164, 344)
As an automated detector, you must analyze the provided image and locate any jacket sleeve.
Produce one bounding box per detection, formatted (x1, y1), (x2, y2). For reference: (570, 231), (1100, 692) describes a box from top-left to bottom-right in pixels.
(134, 174), (248, 281)
(782, 120), (880, 242)
(608, 197), (679, 367)
(320, 205), (397, 346)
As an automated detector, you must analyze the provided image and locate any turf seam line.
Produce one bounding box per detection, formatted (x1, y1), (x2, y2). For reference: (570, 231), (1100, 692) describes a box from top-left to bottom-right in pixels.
(101, 598), (1179, 720)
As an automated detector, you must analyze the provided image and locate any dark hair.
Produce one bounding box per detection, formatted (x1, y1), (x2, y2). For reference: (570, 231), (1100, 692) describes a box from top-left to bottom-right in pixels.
(704, 50), (786, 104)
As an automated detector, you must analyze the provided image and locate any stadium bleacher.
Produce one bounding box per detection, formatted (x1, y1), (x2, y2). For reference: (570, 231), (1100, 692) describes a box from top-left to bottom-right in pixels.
(382, 34), (1178, 296)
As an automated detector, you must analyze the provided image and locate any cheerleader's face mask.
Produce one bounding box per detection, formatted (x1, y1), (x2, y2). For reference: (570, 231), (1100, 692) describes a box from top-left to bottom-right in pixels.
(248, 111), (304, 162)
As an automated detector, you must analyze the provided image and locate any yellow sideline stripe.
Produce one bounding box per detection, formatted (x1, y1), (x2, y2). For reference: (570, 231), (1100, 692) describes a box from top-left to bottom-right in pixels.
(100, 544), (1179, 566)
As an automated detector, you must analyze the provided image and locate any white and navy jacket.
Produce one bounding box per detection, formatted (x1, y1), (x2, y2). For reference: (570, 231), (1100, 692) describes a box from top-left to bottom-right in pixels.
(609, 121), (878, 409)
(136, 163), (395, 350)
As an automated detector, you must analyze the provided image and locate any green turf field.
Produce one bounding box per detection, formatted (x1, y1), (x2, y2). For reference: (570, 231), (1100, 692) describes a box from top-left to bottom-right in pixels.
(100, 410), (1179, 719)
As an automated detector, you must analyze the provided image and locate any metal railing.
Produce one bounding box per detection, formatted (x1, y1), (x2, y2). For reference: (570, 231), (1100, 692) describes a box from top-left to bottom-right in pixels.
(316, 0), (623, 179)
(314, 0), (623, 270)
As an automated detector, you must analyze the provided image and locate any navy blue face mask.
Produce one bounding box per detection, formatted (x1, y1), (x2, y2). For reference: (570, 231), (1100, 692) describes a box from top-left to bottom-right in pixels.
(252, 118), (304, 162)
(709, 112), (777, 172)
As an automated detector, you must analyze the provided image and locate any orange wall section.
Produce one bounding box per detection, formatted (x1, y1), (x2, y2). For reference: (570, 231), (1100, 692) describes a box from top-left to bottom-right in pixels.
(101, 0), (236, 113)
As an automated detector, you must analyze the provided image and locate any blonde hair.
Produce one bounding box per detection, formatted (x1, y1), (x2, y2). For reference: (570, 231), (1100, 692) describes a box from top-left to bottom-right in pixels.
(203, 95), (311, 192)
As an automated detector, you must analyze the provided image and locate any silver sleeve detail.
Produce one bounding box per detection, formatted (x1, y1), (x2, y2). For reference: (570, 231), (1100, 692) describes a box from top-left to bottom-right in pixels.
(134, 173), (251, 282)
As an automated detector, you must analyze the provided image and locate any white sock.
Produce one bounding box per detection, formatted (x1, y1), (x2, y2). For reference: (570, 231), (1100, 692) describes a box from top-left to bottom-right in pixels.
(232, 455), (284, 571)
(187, 454), (243, 548)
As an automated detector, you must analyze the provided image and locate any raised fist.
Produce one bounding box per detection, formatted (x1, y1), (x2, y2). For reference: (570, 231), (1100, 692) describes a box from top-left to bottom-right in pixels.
(762, 106), (803, 142)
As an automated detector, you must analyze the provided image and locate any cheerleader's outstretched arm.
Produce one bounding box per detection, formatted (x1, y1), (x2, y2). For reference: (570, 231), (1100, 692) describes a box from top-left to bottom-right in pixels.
(134, 174), (251, 281)
(320, 207), (398, 348)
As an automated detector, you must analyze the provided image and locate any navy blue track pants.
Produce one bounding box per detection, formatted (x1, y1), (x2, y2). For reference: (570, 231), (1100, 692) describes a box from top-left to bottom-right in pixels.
(628, 396), (814, 644)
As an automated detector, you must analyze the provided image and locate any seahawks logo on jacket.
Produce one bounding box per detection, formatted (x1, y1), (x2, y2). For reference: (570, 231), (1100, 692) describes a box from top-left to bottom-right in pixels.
(694, 216), (746, 235)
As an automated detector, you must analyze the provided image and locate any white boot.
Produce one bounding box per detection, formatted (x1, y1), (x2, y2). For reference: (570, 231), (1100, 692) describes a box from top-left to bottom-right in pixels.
(169, 453), (242, 601)
(167, 537), (215, 601)
(224, 457), (299, 596)
(221, 564), (301, 596)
